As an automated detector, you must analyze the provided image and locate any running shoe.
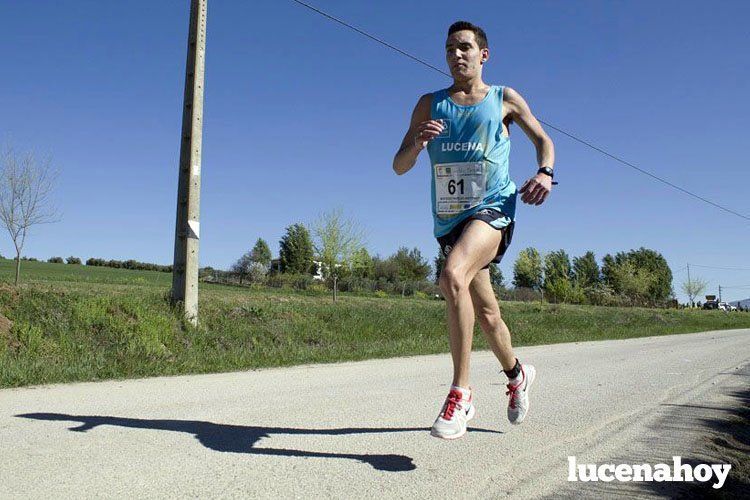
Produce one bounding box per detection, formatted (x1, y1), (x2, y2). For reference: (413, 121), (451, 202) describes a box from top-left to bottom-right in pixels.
(430, 388), (475, 440)
(506, 364), (535, 425)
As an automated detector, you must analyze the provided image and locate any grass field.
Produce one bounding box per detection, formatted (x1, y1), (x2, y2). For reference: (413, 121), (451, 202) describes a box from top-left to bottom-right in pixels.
(1, 259), (749, 388)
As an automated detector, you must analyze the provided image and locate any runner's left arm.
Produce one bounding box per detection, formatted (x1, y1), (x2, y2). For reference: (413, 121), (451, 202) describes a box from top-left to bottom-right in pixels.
(503, 87), (556, 206)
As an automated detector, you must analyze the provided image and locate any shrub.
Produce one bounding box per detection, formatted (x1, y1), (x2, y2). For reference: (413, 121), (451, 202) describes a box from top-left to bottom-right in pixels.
(47, 257), (64, 264)
(585, 284), (630, 307)
(507, 287), (543, 303)
(66, 256), (82, 265)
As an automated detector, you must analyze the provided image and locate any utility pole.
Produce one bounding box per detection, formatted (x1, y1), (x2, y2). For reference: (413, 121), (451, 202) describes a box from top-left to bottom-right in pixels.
(718, 285), (722, 303)
(172, 0), (207, 326)
(686, 263), (692, 307)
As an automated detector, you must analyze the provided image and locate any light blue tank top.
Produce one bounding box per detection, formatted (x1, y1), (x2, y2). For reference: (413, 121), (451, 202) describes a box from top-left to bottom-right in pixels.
(427, 85), (517, 237)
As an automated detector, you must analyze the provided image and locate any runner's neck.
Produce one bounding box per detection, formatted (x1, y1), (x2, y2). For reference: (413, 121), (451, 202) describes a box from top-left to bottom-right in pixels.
(448, 79), (491, 106)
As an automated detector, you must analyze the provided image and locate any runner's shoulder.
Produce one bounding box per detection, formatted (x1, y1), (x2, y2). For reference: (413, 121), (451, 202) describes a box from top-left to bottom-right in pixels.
(416, 92), (433, 108)
(502, 86), (522, 102)
(411, 93), (433, 121)
(501, 87), (529, 116)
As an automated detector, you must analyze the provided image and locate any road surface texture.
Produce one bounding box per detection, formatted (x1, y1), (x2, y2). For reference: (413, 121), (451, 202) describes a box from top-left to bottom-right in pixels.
(2, 329), (748, 498)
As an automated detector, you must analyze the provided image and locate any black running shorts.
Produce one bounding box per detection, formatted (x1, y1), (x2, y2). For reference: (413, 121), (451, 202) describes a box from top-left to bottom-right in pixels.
(437, 208), (515, 270)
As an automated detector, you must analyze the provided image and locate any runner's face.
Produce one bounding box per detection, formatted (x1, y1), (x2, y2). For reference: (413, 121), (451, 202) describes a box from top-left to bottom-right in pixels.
(445, 31), (488, 80)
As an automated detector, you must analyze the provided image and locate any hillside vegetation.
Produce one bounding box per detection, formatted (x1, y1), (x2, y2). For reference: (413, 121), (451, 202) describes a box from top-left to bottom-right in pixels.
(2, 259), (749, 388)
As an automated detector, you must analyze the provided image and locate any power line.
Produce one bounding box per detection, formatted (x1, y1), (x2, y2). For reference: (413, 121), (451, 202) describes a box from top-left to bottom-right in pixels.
(690, 264), (750, 272)
(290, 0), (450, 78)
(289, 0), (750, 223)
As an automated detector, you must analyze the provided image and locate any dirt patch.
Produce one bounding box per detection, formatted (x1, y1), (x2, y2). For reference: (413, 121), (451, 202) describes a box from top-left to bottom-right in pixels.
(0, 312), (19, 351)
(0, 283), (20, 301)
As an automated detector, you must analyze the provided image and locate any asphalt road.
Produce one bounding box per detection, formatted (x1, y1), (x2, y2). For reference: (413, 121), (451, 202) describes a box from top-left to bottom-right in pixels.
(1, 329), (748, 498)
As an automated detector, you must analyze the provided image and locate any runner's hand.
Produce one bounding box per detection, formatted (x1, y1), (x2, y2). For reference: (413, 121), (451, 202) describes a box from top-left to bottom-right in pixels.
(414, 120), (444, 149)
(519, 173), (552, 206)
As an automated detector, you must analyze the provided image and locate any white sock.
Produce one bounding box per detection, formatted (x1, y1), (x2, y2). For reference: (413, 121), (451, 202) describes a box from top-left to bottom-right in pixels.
(450, 385), (471, 401)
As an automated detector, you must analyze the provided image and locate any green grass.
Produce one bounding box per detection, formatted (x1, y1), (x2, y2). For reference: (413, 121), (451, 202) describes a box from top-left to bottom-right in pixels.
(0, 258), (170, 287)
(2, 260), (750, 388)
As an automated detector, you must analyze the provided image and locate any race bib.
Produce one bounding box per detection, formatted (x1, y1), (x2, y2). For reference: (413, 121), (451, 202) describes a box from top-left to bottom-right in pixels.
(434, 162), (487, 216)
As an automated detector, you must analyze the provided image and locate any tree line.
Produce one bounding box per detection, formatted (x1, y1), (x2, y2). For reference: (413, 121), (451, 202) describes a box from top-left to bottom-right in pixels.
(220, 211), (678, 307)
(85, 258), (173, 273)
(509, 247), (674, 307)
(215, 219), (435, 296)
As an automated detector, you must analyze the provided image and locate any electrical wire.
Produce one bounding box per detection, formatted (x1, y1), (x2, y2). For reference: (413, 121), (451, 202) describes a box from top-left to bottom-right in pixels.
(289, 0), (750, 222)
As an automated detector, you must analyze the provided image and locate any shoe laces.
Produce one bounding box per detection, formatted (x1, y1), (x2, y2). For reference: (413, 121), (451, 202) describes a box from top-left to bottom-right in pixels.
(441, 389), (465, 420)
(506, 371), (525, 410)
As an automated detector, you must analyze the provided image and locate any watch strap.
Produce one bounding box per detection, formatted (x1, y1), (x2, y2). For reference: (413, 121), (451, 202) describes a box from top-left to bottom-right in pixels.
(537, 167), (554, 178)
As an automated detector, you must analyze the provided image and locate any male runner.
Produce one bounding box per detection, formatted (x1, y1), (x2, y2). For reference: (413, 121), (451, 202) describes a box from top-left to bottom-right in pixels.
(392, 21), (555, 440)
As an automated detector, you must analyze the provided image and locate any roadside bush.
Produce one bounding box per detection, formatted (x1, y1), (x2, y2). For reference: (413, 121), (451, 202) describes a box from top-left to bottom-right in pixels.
(292, 274), (314, 290)
(545, 279), (588, 304)
(506, 287), (543, 303)
(337, 276), (371, 293)
(585, 284), (631, 307)
(263, 273), (314, 290)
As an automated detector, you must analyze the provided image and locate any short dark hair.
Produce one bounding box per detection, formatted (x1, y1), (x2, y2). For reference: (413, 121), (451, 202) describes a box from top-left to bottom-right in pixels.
(448, 21), (488, 49)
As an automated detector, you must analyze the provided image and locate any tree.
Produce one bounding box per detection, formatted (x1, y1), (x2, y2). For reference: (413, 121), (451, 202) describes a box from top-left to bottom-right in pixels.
(601, 253), (619, 288)
(230, 252), (252, 284)
(250, 238), (272, 268)
(609, 260), (656, 306)
(603, 248), (673, 305)
(627, 247), (673, 303)
(66, 256), (81, 265)
(279, 223), (314, 274)
(391, 247), (431, 283)
(681, 277), (708, 307)
(0, 146), (59, 285)
(544, 250), (572, 285)
(573, 251), (600, 288)
(373, 255), (399, 283)
(311, 208), (366, 279)
(513, 247), (543, 290)
(489, 263), (504, 289)
(433, 249), (446, 284)
(351, 247), (374, 278)
(543, 250), (573, 303)
(47, 256), (63, 263)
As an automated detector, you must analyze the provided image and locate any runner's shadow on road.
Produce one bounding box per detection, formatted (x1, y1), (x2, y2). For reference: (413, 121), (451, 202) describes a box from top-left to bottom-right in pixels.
(16, 413), (502, 472)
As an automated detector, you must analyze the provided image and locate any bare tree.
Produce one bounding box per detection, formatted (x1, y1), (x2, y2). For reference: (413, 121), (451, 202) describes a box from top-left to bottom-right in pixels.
(681, 277), (708, 307)
(0, 146), (59, 285)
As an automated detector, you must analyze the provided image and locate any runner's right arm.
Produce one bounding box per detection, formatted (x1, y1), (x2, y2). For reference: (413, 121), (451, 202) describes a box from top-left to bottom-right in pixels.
(393, 94), (443, 175)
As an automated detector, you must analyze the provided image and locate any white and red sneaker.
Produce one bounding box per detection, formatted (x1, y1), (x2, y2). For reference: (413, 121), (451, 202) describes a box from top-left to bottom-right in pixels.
(430, 387), (475, 440)
(506, 364), (535, 425)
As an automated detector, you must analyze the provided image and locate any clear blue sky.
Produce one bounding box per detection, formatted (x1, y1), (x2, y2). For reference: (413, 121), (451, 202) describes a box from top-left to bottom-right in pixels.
(2, 0), (749, 302)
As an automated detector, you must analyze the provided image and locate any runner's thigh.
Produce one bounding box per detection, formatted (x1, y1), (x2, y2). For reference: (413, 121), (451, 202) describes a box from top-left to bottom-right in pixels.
(444, 220), (504, 279)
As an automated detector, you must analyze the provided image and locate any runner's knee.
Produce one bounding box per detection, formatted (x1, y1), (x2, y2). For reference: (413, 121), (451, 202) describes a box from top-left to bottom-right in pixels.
(439, 265), (470, 297)
(477, 307), (502, 332)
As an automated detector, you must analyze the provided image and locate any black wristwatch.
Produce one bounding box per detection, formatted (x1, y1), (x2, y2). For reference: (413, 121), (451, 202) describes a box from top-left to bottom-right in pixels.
(537, 166), (554, 178)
